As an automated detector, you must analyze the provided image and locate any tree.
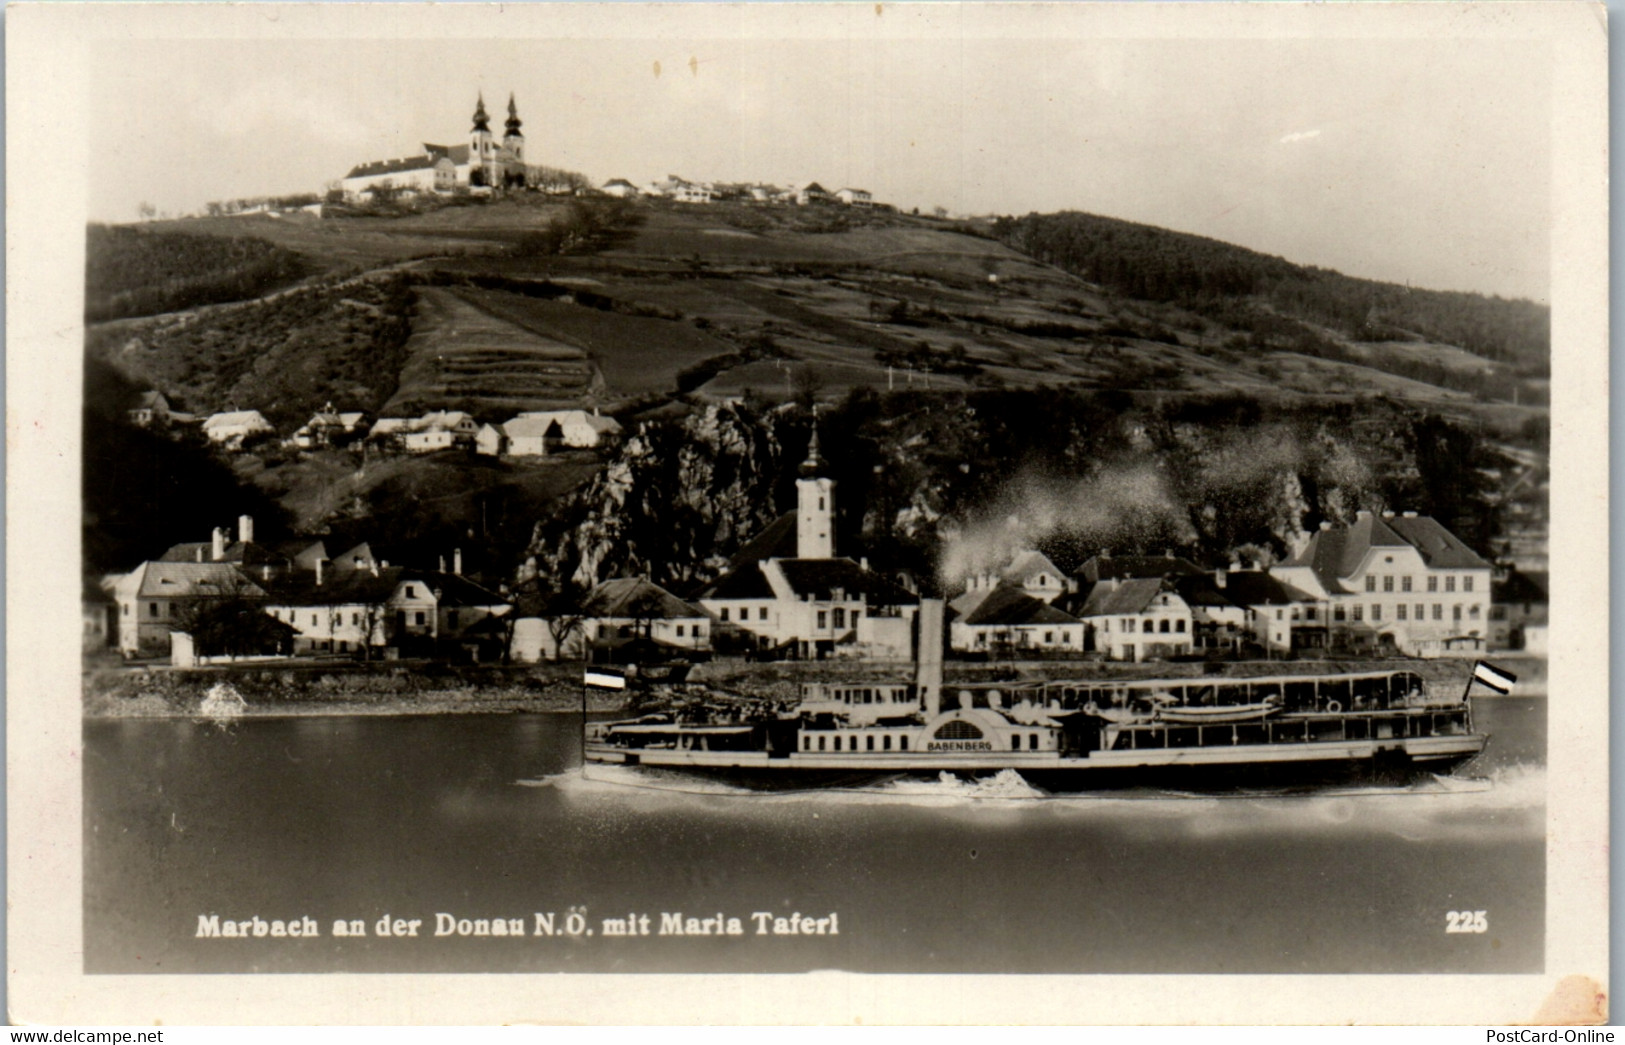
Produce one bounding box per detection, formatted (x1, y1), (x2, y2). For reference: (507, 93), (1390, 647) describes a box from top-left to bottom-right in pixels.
(172, 579), (293, 659)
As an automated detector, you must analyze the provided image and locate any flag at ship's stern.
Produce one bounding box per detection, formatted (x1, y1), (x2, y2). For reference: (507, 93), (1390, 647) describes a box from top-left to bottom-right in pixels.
(1471, 660), (1518, 695)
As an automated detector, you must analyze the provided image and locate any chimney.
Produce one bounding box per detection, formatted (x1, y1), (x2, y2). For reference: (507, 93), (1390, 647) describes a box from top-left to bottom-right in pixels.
(915, 599), (945, 717)
(316, 559), (325, 586)
(1214, 568), (1227, 589)
(195, 547), (204, 563)
(212, 527), (226, 561)
(238, 515), (254, 544)
(454, 548), (463, 576)
(262, 565), (272, 581)
(439, 555), (447, 573)
(859, 556), (868, 572)
(1402, 511), (1417, 518)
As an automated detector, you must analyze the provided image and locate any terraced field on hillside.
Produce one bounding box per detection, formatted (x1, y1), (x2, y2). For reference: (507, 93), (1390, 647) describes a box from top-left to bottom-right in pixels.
(381, 286), (599, 417)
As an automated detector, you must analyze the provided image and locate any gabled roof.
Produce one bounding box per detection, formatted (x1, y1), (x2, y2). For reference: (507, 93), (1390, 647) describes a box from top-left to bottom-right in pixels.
(203, 410), (271, 430)
(344, 154), (440, 180)
(135, 390), (169, 410)
(218, 541), (293, 569)
(423, 143), (472, 164)
(1079, 577), (1169, 617)
(501, 414), (563, 439)
(261, 566), (407, 607)
(603, 178), (636, 189)
(1213, 571), (1317, 607)
(774, 558), (918, 606)
(720, 513), (798, 575)
(961, 586), (1080, 627)
(128, 562), (266, 600)
(582, 577), (706, 620)
(406, 570), (509, 608)
(1077, 554), (1204, 585)
(1002, 550), (1066, 587)
(704, 562), (777, 600)
(1280, 512), (1491, 591)
(159, 542), (214, 563)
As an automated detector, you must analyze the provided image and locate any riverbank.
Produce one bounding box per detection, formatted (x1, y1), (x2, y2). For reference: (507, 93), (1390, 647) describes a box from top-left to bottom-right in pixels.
(81, 653), (1547, 719)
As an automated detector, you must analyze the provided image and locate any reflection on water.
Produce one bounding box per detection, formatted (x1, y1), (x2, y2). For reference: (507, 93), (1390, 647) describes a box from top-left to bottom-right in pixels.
(84, 698), (1544, 975)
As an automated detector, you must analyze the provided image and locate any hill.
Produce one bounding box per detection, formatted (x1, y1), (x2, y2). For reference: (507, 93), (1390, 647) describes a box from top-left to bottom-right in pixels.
(83, 194), (1550, 580)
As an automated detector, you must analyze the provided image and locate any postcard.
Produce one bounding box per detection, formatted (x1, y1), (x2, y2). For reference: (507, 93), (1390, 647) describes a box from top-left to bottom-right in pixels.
(6, 1), (1608, 1026)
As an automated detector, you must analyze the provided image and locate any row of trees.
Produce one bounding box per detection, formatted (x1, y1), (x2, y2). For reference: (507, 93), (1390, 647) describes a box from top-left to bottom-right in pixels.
(992, 211), (1550, 372)
(85, 224), (313, 323)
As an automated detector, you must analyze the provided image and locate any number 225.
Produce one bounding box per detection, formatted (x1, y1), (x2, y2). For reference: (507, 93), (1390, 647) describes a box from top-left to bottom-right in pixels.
(1446, 910), (1488, 933)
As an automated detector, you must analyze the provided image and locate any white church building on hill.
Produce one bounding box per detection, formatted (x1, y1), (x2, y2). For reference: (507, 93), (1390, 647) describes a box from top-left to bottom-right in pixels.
(340, 93), (528, 200)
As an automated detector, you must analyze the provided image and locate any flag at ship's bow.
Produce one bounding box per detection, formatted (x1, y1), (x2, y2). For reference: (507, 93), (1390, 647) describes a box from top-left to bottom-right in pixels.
(584, 666), (627, 690)
(1471, 660), (1518, 695)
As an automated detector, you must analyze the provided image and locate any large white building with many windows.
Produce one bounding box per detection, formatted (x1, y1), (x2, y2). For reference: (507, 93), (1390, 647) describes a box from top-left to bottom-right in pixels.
(1269, 510), (1493, 656)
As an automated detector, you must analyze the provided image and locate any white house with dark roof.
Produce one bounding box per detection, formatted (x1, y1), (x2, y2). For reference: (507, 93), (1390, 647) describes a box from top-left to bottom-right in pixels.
(834, 187), (873, 207)
(949, 586), (1084, 653)
(601, 178), (639, 198)
(956, 549), (1073, 618)
(697, 428), (918, 659)
(499, 410), (623, 456)
(1270, 510), (1493, 656)
(1076, 578), (1194, 662)
(578, 577), (713, 652)
(112, 561), (269, 655)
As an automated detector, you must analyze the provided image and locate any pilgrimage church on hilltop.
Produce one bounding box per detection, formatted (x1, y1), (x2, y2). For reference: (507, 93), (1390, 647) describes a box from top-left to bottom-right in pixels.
(339, 93), (527, 200)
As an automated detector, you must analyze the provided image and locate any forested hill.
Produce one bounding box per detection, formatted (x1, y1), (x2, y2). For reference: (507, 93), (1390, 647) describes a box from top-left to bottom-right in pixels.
(990, 211), (1549, 373)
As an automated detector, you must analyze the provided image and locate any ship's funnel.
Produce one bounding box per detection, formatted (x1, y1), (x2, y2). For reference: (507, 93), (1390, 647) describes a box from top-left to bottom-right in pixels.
(916, 598), (944, 716)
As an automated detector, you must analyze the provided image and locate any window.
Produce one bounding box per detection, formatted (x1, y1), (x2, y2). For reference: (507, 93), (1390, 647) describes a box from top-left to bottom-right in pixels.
(1334, 606), (1346, 621)
(1428, 576), (1438, 593)
(1397, 605), (1407, 620)
(1464, 577), (1474, 592)
(1142, 619), (1153, 633)
(338, 641), (348, 652)
(1176, 619), (1186, 633)
(1416, 604), (1424, 620)
(1433, 604), (1443, 620)
(1012, 735), (1022, 751)
(867, 736), (875, 751)
(900, 736), (908, 751)
(1353, 605), (1364, 621)
(817, 611), (828, 629)
(1372, 605), (1382, 621)
(406, 586), (416, 598)
(123, 604), (129, 617)
(149, 602), (159, 618)
(1276, 609), (1284, 621)
(312, 614), (319, 626)
(1383, 576), (1394, 593)
(833, 608), (846, 629)
(818, 497), (824, 510)
(1306, 607), (1317, 621)
(1452, 605), (1462, 621)
(1029, 734), (1039, 751)
(720, 608), (729, 622)
(415, 611), (426, 626)
(1159, 619), (1170, 633)
(1365, 576), (1376, 593)
(1445, 577), (1456, 593)
(1044, 631), (1054, 644)
(818, 736), (826, 751)
(883, 735), (892, 751)
(833, 736), (842, 751)
(352, 612), (360, 626)
(759, 607), (768, 621)
(851, 611), (861, 628)
(676, 625), (685, 637)
(1402, 576), (1413, 592)
(935, 720), (984, 740)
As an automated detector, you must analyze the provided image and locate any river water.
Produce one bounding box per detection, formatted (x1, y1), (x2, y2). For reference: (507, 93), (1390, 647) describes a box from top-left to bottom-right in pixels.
(84, 697), (1544, 975)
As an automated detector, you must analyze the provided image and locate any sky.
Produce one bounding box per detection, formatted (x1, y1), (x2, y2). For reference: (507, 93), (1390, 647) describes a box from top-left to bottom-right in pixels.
(88, 29), (1552, 302)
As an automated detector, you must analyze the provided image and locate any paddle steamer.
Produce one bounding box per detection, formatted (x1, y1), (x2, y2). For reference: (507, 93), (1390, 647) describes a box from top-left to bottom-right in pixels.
(585, 601), (1494, 790)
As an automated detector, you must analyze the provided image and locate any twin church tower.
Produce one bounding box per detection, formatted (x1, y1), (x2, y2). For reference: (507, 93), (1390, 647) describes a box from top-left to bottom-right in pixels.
(466, 92), (527, 189)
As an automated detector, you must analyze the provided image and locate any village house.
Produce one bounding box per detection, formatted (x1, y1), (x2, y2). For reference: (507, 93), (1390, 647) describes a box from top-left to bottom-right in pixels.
(127, 390), (170, 427)
(202, 409), (274, 448)
(834, 187), (873, 207)
(1172, 569), (1319, 656)
(291, 403), (368, 449)
(697, 430), (918, 660)
(1270, 510), (1494, 657)
(576, 577), (713, 654)
(955, 549), (1073, 618)
(600, 178), (638, 198)
(1490, 569), (1548, 653)
(111, 560), (269, 656)
(796, 182), (832, 206)
(494, 410), (623, 456)
(1076, 578), (1195, 662)
(949, 586), (1085, 654)
(475, 422), (507, 457)
(368, 411), (478, 453)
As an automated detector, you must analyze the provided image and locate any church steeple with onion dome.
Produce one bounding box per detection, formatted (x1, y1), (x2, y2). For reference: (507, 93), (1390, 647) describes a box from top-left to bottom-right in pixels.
(795, 417), (834, 558)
